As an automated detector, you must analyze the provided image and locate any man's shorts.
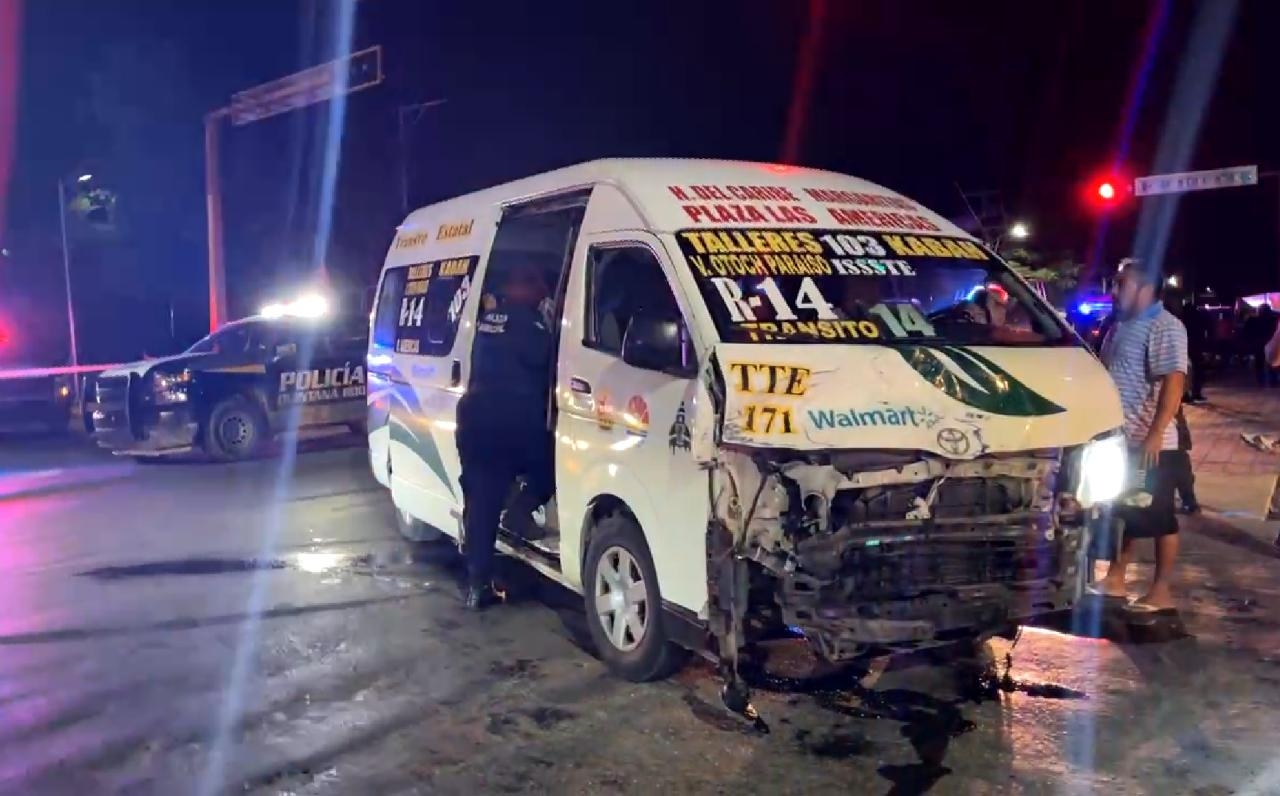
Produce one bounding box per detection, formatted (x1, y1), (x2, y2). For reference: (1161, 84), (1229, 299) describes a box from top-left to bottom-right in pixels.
(1115, 450), (1180, 539)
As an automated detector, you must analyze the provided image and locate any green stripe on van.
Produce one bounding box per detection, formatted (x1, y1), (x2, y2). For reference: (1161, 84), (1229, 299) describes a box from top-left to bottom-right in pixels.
(390, 417), (456, 497)
(894, 344), (1066, 417)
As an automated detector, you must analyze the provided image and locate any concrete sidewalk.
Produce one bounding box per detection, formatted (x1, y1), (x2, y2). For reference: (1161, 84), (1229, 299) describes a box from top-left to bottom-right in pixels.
(1183, 374), (1280, 525)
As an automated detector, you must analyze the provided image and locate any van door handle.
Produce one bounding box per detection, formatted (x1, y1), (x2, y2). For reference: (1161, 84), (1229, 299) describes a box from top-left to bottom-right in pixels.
(569, 377), (592, 395)
(450, 359), (462, 386)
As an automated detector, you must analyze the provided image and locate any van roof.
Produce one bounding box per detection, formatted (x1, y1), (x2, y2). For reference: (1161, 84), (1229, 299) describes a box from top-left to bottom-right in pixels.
(399, 158), (970, 239)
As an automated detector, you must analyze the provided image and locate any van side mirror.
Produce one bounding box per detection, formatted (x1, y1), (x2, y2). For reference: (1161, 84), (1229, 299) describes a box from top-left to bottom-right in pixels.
(621, 315), (693, 376)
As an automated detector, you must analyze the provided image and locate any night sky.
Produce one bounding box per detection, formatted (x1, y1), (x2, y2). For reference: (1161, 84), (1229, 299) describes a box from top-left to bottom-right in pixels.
(3, 0), (1278, 361)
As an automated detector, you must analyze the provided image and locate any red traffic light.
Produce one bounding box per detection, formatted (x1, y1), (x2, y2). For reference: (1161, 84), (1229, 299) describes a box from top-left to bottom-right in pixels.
(1082, 171), (1129, 212)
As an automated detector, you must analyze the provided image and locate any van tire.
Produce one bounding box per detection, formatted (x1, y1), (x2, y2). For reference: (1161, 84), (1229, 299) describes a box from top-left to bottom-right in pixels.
(582, 513), (685, 682)
(395, 505), (443, 543)
(203, 395), (266, 462)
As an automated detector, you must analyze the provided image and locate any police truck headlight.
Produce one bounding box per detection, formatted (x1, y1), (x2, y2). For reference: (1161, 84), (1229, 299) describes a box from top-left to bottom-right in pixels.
(152, 370), (193, 404)
(1076, 434), (1127, 507)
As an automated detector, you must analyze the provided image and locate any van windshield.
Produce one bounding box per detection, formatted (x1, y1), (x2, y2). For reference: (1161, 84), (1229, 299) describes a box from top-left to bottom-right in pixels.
(675, 228), (1073, 346)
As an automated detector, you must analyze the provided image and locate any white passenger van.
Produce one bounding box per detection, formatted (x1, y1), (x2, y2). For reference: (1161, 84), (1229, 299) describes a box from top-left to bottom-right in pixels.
(367, 159), (1126, 684)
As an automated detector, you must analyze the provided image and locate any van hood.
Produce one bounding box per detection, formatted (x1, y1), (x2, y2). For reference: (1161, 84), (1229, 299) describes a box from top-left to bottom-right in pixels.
(713, 342), (1122, 458)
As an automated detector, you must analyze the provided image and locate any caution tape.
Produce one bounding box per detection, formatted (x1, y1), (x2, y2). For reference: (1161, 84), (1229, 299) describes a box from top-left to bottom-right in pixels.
(0, 364), (125, 380)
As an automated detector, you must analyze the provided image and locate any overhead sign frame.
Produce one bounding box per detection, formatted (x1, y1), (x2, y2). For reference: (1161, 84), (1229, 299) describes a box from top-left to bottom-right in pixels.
(229, 45), (383, 126)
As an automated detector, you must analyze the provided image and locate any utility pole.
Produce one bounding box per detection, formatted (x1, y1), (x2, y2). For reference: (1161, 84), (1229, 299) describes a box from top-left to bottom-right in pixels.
(56, 175), (91, 371)
(780, 0), (828, 164)
(203, 46), (383, 333)
(398, 99), (447, 214)
(954, 184), (1009, 247)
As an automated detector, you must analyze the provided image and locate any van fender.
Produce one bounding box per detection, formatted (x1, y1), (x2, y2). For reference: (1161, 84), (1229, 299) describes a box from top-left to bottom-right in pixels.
(567, 460), (709, 617)
(566, 461), (657, 589)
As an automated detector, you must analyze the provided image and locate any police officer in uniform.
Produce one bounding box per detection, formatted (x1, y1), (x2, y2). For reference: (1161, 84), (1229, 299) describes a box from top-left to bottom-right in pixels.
(456, 264), (555, 611)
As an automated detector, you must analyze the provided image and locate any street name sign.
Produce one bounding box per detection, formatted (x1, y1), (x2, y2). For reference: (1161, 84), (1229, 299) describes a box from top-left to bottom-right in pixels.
(1134, 165), (1258, 197)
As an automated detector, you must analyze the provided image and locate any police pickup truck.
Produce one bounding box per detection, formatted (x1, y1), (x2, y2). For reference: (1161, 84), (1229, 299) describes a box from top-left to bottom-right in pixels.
(86, 312), (367, 460)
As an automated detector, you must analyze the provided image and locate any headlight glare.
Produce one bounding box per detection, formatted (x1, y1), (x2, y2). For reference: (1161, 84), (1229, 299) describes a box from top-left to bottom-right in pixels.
(1076, 434), (1127, 507)
(152, 370), (193, 404)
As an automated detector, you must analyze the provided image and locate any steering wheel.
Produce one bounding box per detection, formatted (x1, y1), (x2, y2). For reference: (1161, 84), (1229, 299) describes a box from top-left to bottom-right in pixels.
(928, 304), (982, 326)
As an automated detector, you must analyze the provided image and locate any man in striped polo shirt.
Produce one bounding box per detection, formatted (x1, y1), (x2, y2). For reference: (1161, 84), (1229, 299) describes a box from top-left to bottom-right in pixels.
(1094, 258), (1189, 614)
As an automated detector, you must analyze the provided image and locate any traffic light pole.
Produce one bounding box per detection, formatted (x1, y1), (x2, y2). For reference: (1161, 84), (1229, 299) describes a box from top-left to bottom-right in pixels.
(204, 108), (230, 333)
(202, 47), (382, 333)
(398, 99), (447, 215)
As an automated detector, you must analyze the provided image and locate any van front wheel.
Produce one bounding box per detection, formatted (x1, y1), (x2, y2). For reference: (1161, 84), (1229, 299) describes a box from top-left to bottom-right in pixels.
(582, 514), (685, 682)
(395, 505), (443, 543)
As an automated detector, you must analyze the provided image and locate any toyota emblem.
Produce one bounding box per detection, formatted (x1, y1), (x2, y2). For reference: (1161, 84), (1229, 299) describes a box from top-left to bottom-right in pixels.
(936, 427), (971, 456)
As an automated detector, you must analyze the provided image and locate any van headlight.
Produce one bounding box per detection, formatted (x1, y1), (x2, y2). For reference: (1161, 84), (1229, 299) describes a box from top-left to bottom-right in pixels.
(1076, 434), (1127, 507)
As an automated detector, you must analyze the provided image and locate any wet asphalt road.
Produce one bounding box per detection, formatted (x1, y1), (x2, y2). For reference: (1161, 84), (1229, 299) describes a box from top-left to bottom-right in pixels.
(1, 434), (1279, 795)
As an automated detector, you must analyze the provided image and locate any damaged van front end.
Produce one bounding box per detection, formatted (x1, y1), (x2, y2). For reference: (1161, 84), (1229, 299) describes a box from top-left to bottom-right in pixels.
(664, 223), (1127, 715)
(695, 343), (1127, 675)
(708, 445), (1110, 663)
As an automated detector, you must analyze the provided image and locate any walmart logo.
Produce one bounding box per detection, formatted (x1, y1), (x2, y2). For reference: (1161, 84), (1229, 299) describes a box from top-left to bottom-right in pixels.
(808, 404), (940, 430)
(893, 345), (1066, 418)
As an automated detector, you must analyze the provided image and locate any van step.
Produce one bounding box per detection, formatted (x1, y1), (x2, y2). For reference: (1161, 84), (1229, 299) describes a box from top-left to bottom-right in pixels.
(498, 528), (561, 568)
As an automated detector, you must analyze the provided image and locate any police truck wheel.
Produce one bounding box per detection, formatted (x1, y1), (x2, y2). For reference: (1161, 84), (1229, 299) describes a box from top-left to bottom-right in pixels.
(204, 396), (265, 462)
(583, 513), (685, 682)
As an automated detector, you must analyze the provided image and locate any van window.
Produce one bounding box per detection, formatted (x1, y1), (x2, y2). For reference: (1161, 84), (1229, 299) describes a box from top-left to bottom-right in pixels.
(374, 257), (479, 356)
(586, 245), (682, 356)
(372, 267), (408, 349)
(420, 259), (477, 353)
(476, 203), (586, 324)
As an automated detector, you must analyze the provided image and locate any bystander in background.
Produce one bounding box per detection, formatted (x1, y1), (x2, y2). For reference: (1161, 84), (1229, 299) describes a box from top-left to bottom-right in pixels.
(1168, 407), (1200, 514)
(1181, 299), (1208, 403)
(1245, 304), (1279, 387)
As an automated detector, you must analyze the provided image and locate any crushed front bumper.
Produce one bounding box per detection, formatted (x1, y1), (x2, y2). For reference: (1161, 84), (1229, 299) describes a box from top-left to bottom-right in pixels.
(778, 523), (1087, 661)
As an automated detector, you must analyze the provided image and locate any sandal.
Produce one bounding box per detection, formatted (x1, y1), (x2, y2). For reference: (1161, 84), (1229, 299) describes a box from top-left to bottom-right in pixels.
(1125, 600), (1178, 616)
(1243, 433), (1280, 452)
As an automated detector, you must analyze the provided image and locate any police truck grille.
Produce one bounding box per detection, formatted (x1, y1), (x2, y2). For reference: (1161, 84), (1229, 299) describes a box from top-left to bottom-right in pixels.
(94, 376), (130, 408)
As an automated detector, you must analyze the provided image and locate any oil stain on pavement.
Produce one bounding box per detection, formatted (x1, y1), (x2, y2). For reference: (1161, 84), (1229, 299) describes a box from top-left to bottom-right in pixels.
(77, 557), (290, 579)
(671, 640), (1094, 794)
(75, 547), (437, 581)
